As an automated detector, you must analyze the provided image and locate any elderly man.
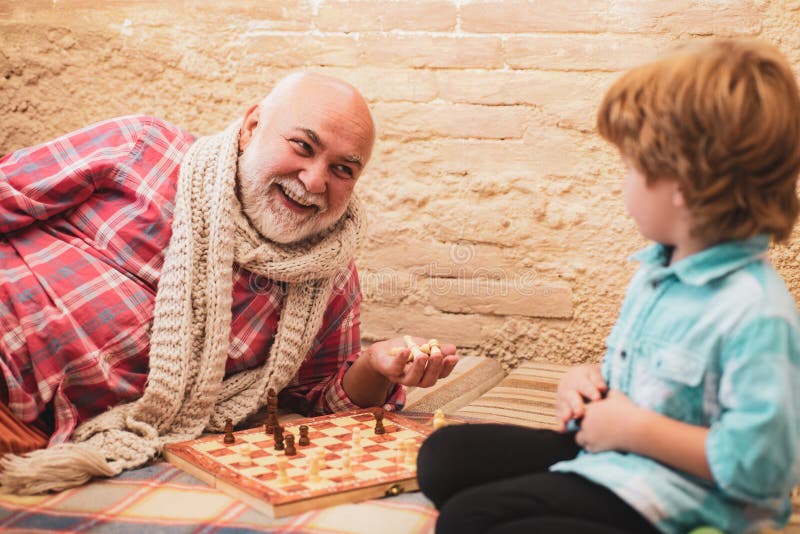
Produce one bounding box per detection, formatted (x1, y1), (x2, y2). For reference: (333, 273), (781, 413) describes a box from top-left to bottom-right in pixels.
(0, 73), (458, 493)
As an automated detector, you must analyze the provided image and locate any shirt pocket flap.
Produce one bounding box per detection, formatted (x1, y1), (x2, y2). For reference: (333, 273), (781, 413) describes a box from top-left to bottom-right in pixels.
(652, 343), (705, 387)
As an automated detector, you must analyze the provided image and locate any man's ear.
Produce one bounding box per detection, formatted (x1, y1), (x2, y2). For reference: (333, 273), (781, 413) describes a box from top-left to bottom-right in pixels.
(239, 103), (260, 151)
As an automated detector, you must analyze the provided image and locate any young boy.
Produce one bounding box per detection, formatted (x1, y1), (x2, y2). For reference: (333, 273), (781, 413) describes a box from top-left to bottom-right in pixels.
(417, 38), (800, 534)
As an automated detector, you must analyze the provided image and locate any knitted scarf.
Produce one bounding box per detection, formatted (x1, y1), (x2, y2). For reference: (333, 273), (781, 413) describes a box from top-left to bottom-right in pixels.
(0, 120), (364, 494)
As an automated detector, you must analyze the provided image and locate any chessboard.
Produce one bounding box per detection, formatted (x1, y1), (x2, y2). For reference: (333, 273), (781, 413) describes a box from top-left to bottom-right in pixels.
(163, 407), (434, 518)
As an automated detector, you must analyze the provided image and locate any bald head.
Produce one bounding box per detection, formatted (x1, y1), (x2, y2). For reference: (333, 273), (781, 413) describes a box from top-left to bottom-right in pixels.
(253, 72), (375, 165)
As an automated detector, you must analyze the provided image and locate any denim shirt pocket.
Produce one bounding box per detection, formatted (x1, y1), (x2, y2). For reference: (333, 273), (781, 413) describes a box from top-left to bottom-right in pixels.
(650, 341), (705, 387)
(637, 339), (708, 423)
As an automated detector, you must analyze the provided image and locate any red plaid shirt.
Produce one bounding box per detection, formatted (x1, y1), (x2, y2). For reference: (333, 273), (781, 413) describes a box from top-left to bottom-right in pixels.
(0, 115), (402, 446)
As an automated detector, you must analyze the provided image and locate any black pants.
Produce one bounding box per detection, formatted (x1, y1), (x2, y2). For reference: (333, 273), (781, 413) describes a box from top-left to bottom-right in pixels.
(416, 424), (661, 534)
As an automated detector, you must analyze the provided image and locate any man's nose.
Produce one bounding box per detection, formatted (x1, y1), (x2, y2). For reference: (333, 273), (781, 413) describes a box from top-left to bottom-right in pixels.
(298, 163), (327, 194)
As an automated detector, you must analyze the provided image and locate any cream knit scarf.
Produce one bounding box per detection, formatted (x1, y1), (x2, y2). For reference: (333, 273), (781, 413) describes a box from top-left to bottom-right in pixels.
(0, 120), (364, 494)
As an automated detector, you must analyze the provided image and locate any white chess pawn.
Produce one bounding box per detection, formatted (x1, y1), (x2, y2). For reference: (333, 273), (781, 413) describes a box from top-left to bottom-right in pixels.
(277, 458), (290, 484)
(315, 449), (327, 470)
(308, 456), (321, 482)
(238, 443), (254, 466)
(433, 409), (447, 430)
(341, 450), (353, 476)
(351, 427), (362, 454)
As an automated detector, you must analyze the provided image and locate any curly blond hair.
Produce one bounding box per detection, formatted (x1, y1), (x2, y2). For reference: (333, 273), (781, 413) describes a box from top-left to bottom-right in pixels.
(598, 39), (800, 243)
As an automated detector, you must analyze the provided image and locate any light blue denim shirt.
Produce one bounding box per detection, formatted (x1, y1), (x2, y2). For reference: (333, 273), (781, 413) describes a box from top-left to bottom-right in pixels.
(552, 235), (800, 534)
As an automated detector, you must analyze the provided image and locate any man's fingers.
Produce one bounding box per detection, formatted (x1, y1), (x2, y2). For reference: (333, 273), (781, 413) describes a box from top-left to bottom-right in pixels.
(439, 343), (457, 356)
(438, 355), (459, 379)
(417, 352), (444, 387)
(400, 354), (429, 385)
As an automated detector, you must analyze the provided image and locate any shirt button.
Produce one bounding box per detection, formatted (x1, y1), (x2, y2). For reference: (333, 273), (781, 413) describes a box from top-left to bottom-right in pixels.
(651, 280), (659, 289)
(620, 350), (627, 359)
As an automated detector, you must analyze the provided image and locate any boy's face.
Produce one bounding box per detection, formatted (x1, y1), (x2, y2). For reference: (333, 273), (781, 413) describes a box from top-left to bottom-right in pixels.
(622, 160), (685, 245)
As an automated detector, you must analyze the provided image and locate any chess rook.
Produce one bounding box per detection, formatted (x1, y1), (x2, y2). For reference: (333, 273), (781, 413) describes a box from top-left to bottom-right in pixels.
(374, 409), (386, 435)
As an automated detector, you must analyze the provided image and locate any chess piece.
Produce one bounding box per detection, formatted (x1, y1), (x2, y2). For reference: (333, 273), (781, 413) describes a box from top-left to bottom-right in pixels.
(309, 456), (321, 482)
(238, 443), (254, 466)
(298, 425), (310, 446)
(277, 457), (290, 484)
(223, 418), (235, 444)
(314, 449), (326, 470)
(429, 339), (442, 357)
(433, 409), (447, 430)
(374, 409), (385, 435)
(274, 425), (285, 451)
(265, 388), (278, 434)
(284, 433), (296, 456)
(351, 427), (362, 454)
(341, 450), (352, 476)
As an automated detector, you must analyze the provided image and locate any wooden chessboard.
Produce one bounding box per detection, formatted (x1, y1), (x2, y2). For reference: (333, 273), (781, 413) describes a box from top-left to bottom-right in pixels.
(163, 408), (434, 518)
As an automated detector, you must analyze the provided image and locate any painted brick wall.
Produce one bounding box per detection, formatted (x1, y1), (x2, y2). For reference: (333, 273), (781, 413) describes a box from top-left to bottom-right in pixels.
(2, 0), (799, 368)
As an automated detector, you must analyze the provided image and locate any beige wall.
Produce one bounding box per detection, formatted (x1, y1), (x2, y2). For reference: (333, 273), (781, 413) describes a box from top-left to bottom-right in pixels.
(2, 0), (800, 369)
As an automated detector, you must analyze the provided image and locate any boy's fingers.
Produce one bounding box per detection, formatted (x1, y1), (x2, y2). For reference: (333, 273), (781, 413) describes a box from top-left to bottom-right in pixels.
(567, 390), (586, 417)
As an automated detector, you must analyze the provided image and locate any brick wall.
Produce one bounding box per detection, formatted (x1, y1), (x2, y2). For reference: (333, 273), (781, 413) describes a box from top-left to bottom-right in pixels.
(2, 0), (799, 368)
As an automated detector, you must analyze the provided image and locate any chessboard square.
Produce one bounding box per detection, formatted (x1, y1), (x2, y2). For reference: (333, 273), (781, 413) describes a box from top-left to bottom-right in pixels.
(251, 449), (270, 459)
(283, 483), (307, 492)
(324, 442), (349, 452)
(364, 459), (393, 470)
(208, 447), (235, 457)
(249, 439), (272, 447)
(313, 421), (336, 430)
(194, 441), (224, 453)
(255, 471), (277, 481)
(363, 444), (388, 454)
(320, 425), (350, 437)
(370, 434), (396, 443)
(313, 436), (338, 447)
(379, 465), (401, 474)
(353, 413), (374, 422)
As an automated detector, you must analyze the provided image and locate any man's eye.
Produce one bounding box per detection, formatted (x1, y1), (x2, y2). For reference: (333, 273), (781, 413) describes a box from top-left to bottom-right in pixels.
(334, 165), (354, 179)
(291, 139), (312, 154)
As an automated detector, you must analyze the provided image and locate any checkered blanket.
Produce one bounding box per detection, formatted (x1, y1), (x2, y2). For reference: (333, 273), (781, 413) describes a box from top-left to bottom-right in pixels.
(0, 462), (437, 533)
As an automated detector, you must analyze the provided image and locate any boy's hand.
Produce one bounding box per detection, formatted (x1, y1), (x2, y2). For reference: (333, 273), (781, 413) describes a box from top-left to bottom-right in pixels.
(575, 390), (644, 452)
(555, 364), (607, 432)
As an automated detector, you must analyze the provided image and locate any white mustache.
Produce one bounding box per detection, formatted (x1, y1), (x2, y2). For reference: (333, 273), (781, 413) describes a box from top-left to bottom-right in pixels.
(274, 176), (328, 211)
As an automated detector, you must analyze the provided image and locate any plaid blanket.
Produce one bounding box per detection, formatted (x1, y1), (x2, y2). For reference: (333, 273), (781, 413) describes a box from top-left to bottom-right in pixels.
(0, 462), (437, 533)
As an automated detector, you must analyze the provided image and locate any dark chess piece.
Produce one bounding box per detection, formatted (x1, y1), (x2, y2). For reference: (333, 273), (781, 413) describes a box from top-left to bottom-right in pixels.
(374, 409), (385, 435)
(223, 418), (235, 444)
(284, 433), (297, 456)
(274, 425), (285, 451)
(298, 424), (310, 446)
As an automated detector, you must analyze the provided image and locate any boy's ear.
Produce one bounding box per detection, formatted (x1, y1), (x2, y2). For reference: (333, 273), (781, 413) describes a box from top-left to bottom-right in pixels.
(671, 182), (687, 209)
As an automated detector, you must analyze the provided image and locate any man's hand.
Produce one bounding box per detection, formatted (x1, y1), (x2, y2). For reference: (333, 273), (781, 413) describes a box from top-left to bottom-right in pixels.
(574, 390), (643, 452)
(342, 335), (459, 408)
(555, 364), (607, 432)
(368, 336), (459, 388)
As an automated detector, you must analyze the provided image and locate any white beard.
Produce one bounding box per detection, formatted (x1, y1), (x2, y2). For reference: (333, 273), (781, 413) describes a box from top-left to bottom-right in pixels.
(236, 144), (345, 244)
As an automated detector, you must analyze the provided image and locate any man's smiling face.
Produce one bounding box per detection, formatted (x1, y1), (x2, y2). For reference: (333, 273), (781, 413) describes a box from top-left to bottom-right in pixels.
(237, 73), (375, 244)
